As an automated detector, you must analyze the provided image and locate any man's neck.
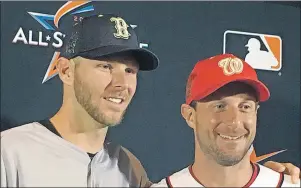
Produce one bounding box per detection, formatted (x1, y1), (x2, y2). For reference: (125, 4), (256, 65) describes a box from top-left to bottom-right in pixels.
(50, 102), (108, 154)
(192, 148), (254, 187)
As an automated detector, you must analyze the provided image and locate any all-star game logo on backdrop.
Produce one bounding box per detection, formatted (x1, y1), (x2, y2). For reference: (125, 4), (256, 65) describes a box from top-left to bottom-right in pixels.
(12, 1), (148, 84)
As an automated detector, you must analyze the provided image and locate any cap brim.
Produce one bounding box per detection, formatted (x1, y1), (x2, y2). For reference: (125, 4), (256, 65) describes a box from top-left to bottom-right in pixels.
(196, 79), (270, 102)
(237, 79), (270, 102)
(78, 45), (159, 71)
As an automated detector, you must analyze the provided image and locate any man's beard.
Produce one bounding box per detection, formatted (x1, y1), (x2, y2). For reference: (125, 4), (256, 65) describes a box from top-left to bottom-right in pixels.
(195, 124), (252, 166)
(73, 74), (126, 128)
(197, 135), (251, 166)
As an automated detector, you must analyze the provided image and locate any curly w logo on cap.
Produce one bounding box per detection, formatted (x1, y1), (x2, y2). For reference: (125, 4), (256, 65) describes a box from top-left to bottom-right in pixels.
(185, 54), (270, 105)
(218, 57), (244, 76)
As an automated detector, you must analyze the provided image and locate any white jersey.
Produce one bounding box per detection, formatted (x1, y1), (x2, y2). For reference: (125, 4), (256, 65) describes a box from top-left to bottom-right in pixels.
(152, 163), (300, 187)
(1, 121), (150, 187)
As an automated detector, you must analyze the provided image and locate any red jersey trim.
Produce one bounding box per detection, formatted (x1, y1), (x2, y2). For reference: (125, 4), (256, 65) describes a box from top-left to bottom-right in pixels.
(188, 162), (260, 187)
(165, 176), (173, 188)
(276, 172), (284, 187)
(243, 163), (260, 187)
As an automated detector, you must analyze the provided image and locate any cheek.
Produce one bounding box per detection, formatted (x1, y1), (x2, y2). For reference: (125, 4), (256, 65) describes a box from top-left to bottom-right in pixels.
(96, 72), (112, 85)
(245, 115), (257, 130)
(195, 115), (216, 131)
(207, 113), (220, 127)
(210, 118), (217, 124)
(246, 118), (255, 124)
(82, 80), (108, 99)
(90, 72), (112, 91)
(128, 76), (137, 96)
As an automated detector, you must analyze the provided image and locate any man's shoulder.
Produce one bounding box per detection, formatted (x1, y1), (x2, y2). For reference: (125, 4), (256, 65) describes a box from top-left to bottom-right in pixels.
(1, 122), (48, 147)
(118, 145), (147, 174)
(105, 143), (152, 187)
(256, 164), (300, 187)
(151, 166), (191, 187)
(107, 143), (144, 168)
(104, 142), (140, 162)
(282, 174), (301, 187)
(1, 122), (41, 137)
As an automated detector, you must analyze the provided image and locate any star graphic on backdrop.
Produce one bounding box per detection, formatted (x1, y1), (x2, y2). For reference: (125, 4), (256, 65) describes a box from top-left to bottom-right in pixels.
(46, 35), (51, 41)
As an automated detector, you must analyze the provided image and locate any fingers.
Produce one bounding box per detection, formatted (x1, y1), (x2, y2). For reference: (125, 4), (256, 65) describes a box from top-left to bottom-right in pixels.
(263, 161), (285, 172)
(264, 161), (300, 184)
(282, 163), (300, 184)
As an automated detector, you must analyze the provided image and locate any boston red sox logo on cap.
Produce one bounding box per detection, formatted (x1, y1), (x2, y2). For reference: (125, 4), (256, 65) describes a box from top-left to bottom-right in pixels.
(109, 16), (131, 40)
(60, 14), (159, 71)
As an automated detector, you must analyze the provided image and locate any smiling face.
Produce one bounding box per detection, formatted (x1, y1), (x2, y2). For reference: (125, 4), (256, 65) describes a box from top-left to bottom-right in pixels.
(72, 54), (139, 127)
(182, 82), (259, 166)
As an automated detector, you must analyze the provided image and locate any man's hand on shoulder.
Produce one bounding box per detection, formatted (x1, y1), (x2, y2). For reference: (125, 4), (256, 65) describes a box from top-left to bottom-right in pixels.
(264, 161), (300, 184)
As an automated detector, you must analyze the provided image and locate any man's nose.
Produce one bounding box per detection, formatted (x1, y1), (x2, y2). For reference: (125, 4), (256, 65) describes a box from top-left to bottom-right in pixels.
(110, 70), (128, 91)
(223, 106), (243, 128)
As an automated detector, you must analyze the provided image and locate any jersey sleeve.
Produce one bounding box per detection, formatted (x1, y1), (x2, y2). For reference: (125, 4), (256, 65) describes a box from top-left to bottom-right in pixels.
(1, 130), (19, 187)
(1, 152), (7, 187)
(121, 146), (152, 187)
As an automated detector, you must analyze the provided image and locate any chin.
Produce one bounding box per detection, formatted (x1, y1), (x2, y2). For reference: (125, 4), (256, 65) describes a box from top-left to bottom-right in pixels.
(103, 113), (124, 127)
(216, 151), (248, 166)
(216, 158), (241, 166)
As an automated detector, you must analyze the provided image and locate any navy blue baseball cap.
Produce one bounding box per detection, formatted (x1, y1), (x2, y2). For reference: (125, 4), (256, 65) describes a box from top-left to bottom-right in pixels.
(60, 14), (159, 70)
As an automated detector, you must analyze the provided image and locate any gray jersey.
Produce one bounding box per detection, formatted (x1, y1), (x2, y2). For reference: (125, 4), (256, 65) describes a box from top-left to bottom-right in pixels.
(1, 122), (151, 187)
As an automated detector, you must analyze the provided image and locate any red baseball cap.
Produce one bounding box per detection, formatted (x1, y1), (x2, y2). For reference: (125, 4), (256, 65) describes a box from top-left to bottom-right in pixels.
(185, 54), (270, 105)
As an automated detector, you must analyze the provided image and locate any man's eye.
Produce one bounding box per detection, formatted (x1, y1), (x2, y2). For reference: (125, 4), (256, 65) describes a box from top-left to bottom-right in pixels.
(97, 64), (112, 70)
(125, 68), (137, 74)
(102, 64), (112, 69)
(240, 103), (255, 112)
(215, 103), (225, 109)
(243, 105), (251, 109)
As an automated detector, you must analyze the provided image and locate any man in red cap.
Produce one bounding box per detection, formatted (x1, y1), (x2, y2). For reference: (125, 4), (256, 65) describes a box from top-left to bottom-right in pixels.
(1, 14), (299, 187)
(152, 54), (300, 187)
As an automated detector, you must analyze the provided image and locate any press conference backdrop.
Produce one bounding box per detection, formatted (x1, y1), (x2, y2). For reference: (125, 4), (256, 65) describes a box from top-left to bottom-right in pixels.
(1, 1), (300, 182)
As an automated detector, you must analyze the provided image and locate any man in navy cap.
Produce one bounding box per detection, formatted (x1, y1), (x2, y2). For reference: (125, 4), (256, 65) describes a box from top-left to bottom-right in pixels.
(1, 14), (299, 187)
(1, 14), (158, 187)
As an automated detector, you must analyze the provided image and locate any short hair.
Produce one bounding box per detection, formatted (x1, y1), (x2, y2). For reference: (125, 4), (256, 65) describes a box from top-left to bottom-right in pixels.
(185, 73), (196, 106)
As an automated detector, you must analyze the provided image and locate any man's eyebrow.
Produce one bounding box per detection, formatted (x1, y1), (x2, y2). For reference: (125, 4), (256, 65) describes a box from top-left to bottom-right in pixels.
(241, 98), (256, 101)
(241, 96), (258, 102)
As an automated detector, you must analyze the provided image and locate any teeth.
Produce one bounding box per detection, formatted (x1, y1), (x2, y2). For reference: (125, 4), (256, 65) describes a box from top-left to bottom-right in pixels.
(218, 134), (242, 140)
(106, 97), (122, 104)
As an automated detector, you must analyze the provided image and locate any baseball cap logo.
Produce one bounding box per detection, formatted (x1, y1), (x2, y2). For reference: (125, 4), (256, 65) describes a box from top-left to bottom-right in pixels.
(218, 57), (244, 76)
(110, 17), (131, 39)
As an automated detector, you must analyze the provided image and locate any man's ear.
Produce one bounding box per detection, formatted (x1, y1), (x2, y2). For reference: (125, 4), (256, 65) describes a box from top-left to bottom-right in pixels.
(181, 103), (196, 129)
(56, 57), (75, 86)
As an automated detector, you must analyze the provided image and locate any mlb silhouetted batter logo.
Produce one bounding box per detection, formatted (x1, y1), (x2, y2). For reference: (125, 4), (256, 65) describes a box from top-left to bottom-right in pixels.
(223, 30), (282, 71)
(245, 38), (278, 70)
